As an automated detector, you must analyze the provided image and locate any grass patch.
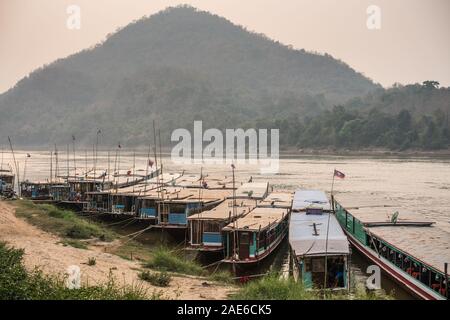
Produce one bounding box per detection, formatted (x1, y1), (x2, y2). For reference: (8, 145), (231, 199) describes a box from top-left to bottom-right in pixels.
(111, 240), (154, 262)
(14, 200), (115, 242)
(0, 241), (160, 300)
(60, 240), (88, 250)
(231, 273), (392, 300)
(231, 274), (317, 300)
(139, 271), (172, 287)
(143, 247), (203, 276)
(208, 271), (234, 284)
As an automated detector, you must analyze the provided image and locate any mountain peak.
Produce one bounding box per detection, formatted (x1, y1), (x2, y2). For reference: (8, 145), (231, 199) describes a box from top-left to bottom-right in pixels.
(0, 6), (379, 146)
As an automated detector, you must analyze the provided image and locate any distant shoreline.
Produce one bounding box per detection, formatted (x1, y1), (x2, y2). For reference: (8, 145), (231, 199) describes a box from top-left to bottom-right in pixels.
(279, 147), (450, 159)
(11, 146), (450, 160)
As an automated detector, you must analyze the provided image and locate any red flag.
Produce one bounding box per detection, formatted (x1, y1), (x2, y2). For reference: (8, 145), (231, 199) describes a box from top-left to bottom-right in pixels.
(127, 170), (132, 176)
(334, 169), (345, 179)
(148, 159), (154, 167)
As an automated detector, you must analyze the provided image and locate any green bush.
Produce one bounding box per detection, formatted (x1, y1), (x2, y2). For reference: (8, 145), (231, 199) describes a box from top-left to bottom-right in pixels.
(0, 241), (155, 300)
(87, 257), (97, 266)
(139, 271), (172, 287)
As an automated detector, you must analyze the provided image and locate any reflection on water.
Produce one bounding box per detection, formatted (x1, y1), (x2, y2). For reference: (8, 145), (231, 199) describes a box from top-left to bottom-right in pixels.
(4, 150), (450, 299)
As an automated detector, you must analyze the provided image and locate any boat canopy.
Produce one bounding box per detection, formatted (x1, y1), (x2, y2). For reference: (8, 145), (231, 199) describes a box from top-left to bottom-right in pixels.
(223, 207), (289, 232)
(188, 198), (256, 221)
(257, 192), (293, 209)
(289, 212), (349, 257)
(292, 189), (331, 212)
(232, 182), (269, 200)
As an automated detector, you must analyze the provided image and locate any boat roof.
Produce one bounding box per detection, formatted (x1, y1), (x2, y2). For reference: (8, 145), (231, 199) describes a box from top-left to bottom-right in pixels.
(334, 195), (432, 225)
(21, 179), (66, 186)
(158, 188), (231, 204)
(334, 195), (448, 273)
(0, 172), (14, 177)
(232, 182), (269, 199)
(188, 199), (257, 221)
(175, 174), (245, 189)
(257, 192), (293, 208)
(369, 226), (450, 274)
(292, 189), (331, 212)
(289, 212), (350, 257)
(150, 172), (183, 185)
(223, 207), (289, 232)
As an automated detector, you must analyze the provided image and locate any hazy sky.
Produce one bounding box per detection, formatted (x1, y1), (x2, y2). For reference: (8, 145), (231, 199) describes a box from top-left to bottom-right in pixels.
(1, 0), (449, 93)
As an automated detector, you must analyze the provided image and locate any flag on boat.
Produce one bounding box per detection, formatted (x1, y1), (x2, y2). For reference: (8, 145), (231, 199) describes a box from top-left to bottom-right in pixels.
(148, 159), (154, 167)
(127, 170), (132, 176)
(334, 169), (345, 179)
(27, 153), (31, 158)
(72, 135), (76, 141)
(231, 164), (236, 169)
(118, 143), (122, 149)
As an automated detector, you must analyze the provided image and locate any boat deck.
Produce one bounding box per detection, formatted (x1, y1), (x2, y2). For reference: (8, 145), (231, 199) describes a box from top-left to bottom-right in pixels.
(289, 211), (350, 257)
(223, 207), (289, 232)
(188, 198), (256, 221)
(232, 182), (269, 199)
(335, 194), (450, 274)
(257, 192), (293, 208)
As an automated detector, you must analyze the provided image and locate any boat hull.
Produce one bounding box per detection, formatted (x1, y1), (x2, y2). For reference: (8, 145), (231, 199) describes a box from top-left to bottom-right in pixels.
(344, 230), (444, 300)
(221, 231), (287, 265)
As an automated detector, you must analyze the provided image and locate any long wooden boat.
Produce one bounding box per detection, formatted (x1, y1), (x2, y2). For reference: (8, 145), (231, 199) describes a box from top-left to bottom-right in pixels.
(155, 188), (231, 229)
(185, 182), (269, 250)
(135, 187), (197, 219)
(222, 205), (290, 264)
(0, 164), (15, 196)
(289, 190), (350, 290)
(333, 195), (449, 300)
(187, 198), (257, 251)
(20, 180), (67, 200)
(83, 172), (182, 214)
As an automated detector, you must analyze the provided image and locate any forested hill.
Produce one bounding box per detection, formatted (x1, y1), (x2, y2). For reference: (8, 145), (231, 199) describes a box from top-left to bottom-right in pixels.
(275, 83), (450, 150)
(0, 6), (378, 146)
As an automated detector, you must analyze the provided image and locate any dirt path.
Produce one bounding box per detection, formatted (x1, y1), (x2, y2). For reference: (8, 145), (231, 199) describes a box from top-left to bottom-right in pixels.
(0, 200), (234, 299)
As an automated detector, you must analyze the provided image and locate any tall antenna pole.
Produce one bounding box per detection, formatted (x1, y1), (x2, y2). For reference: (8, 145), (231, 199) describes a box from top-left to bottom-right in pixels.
(7, 136), (20, 192)
(152, 121), (160, 197)
(107, 150), (110, 182)
(49, 149), (53, 183)
(144, 137), (152, 193)
(95, 129), (101, 179)
(55, 144), (59, 180)
(231, 163), (237, 274)
(66, 144), (69, 179)
(23, 153), (30, 183)
(93, 143), (96, 180)
(84, 149), (88, 178)
(132, 149), (136, 192)
(114, 148), (118, 191)
(158, 129), (164, 198)
(72, 135), (77, 179)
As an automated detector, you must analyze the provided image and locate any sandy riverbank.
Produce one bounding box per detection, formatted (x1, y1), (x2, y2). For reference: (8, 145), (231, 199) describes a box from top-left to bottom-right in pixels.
(0, 200), (235, 300)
